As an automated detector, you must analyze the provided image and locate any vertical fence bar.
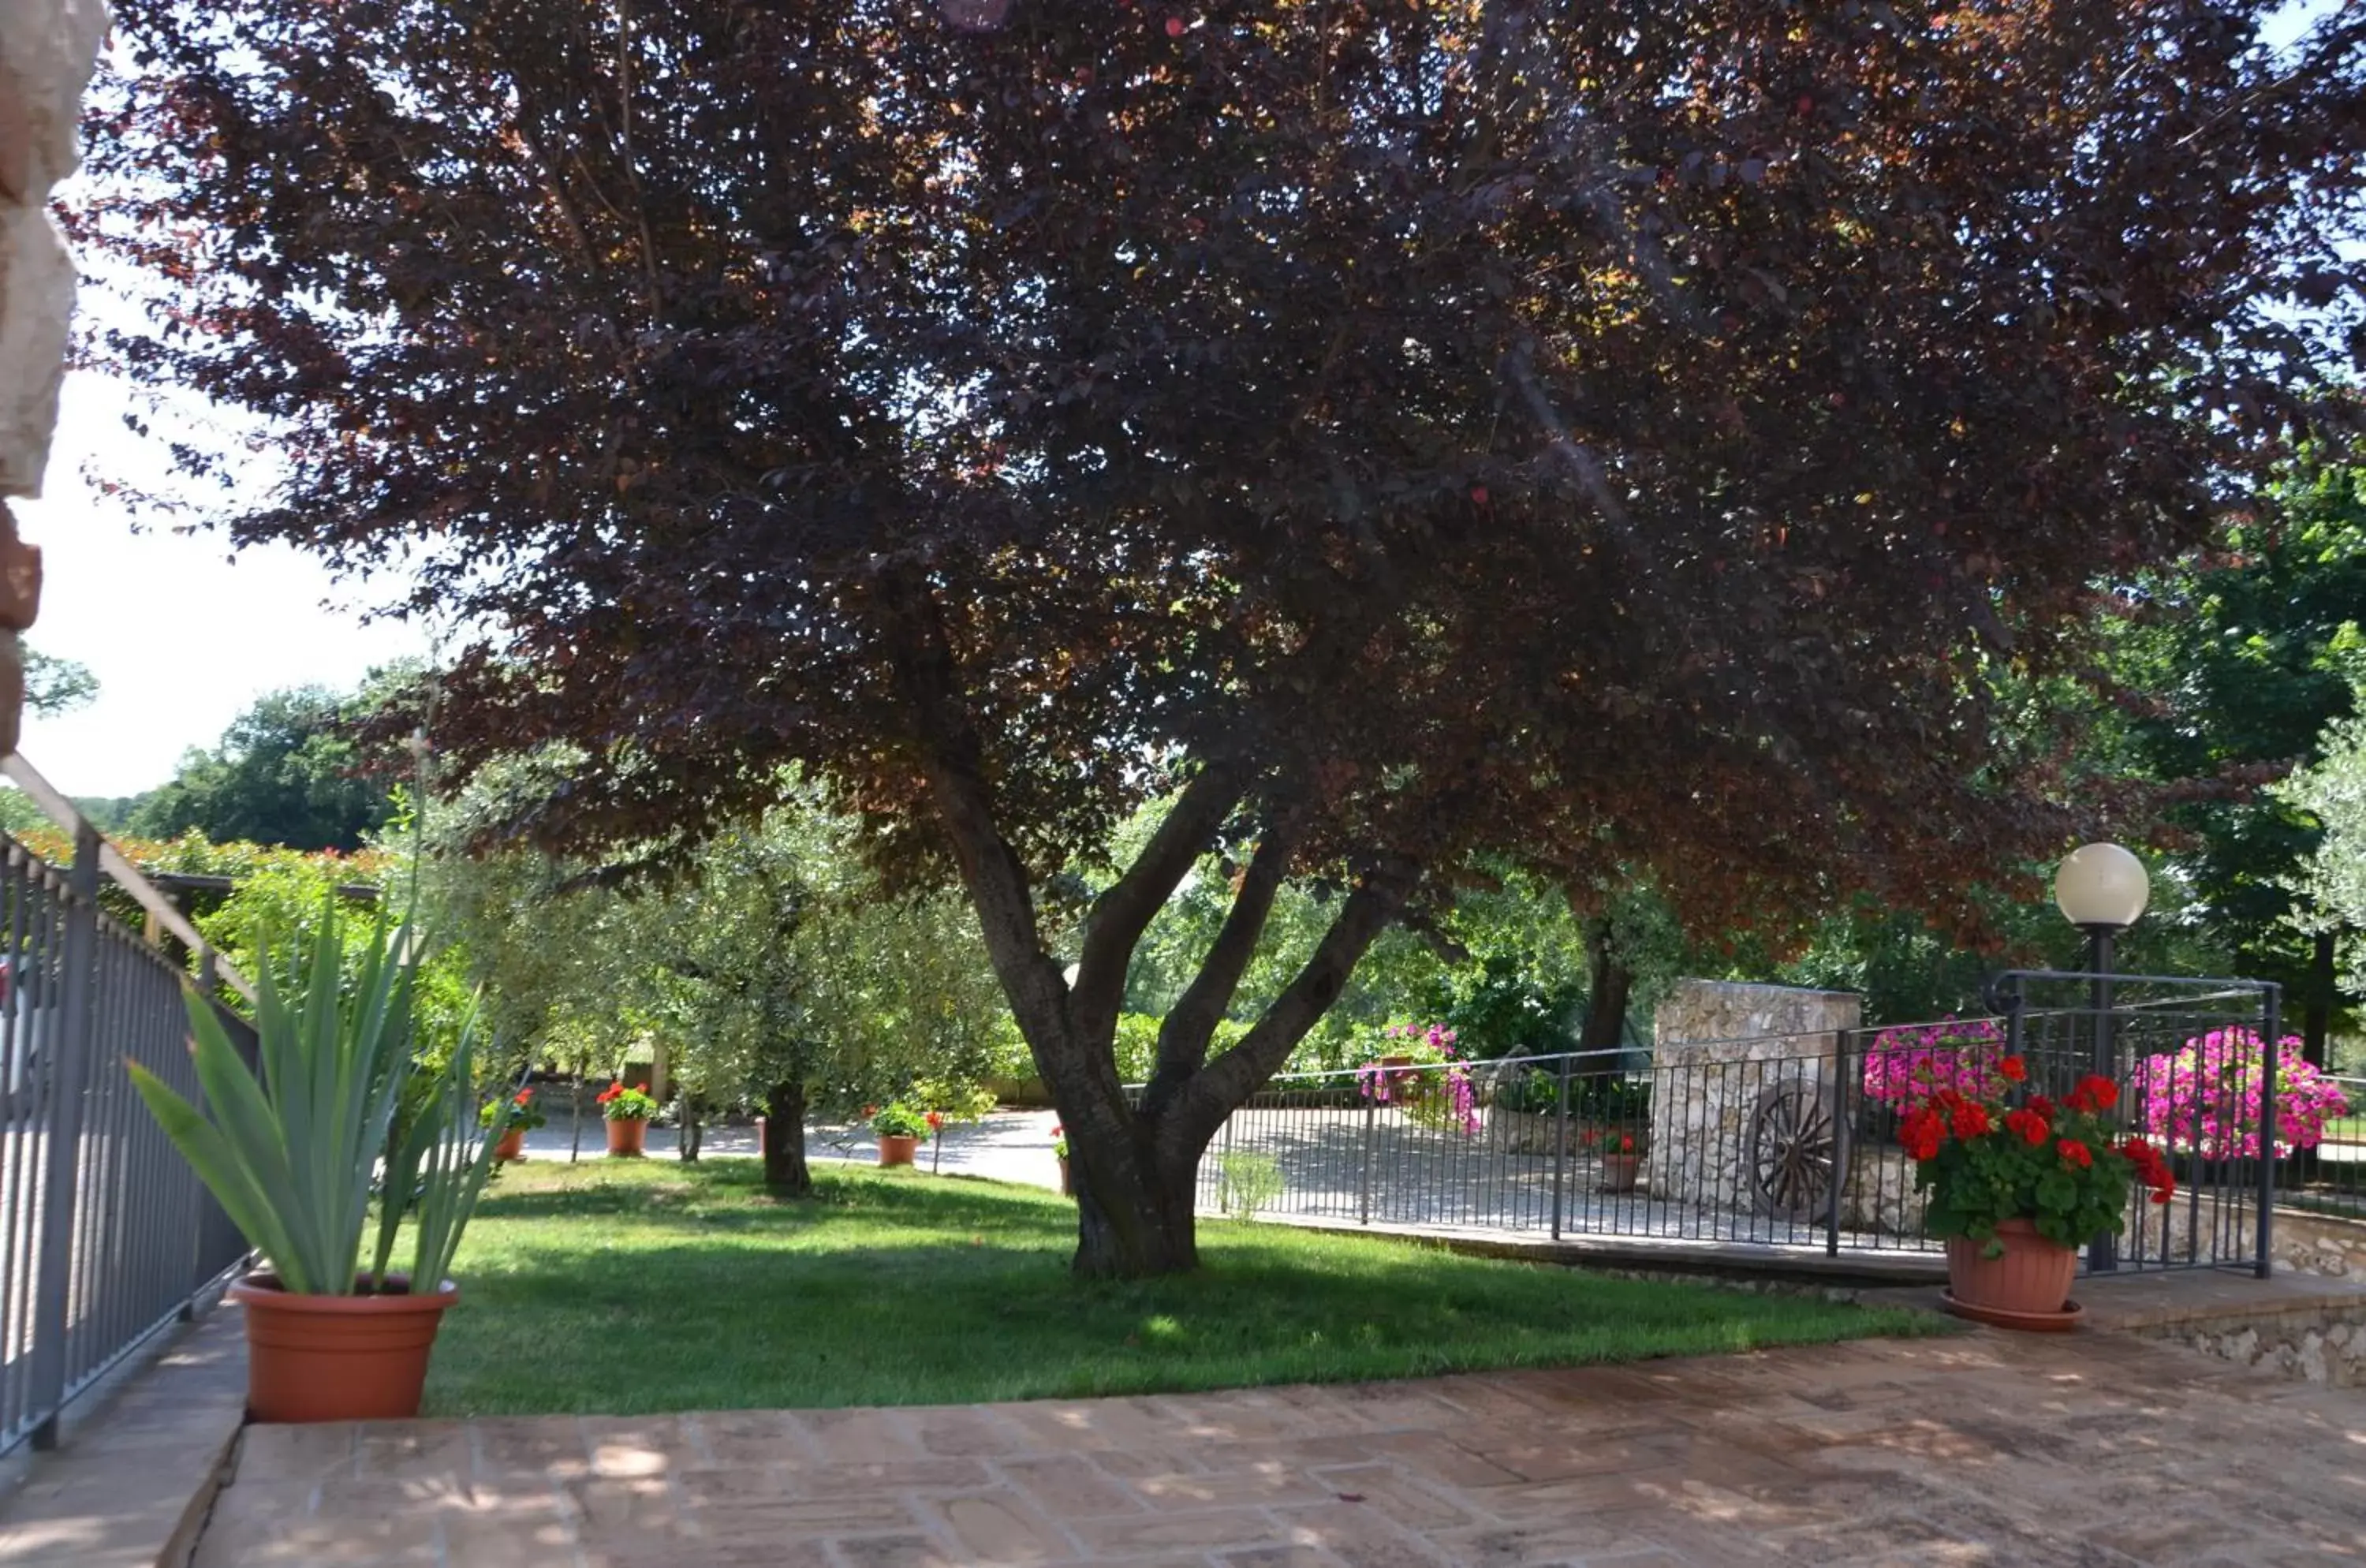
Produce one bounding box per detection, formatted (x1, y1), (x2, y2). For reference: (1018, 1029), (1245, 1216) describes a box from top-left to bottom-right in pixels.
(1550, 1052), (1569, 1241)
(2257, 984), (2281, 1279)
(1827, 1026), (1847, 1257)
(28, 824), (99, 1450)
(1357, 1092), (1374, 1227)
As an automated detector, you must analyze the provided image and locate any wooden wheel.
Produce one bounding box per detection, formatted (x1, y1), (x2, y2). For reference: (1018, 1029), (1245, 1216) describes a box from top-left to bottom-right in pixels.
(1748, 1079), (1839, 1221)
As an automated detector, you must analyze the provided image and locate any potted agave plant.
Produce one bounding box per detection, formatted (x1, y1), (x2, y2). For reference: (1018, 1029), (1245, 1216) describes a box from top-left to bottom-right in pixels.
(128, 901), (502, 1424)
(480, 1086), (545, 1162)
(596, 1081), (661, 1155)
(1902, 1056), (2175, 1329)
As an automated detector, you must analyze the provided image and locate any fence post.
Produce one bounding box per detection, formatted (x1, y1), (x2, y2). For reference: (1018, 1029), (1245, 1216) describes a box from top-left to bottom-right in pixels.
(1827, 1026), (1848, 1258)
(1551, 1051), (1570, 1242)
(2256, 984), (2281, 1280)
(1357, 1093), (1375, 1226)
(177, 947), (219, 1320)
(29, 823), (100, 1450)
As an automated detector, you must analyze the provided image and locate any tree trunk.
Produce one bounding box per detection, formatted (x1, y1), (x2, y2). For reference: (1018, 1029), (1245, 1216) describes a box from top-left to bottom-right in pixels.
(1069, 1138), (1200, 1277)
(1577, 919), (1633, 1078)
(763, 1081), (811, 1195)
(569, 1073), (584, 1163)
(2303, 929), (2336, 1070)
(680, 1095), (702, 1162)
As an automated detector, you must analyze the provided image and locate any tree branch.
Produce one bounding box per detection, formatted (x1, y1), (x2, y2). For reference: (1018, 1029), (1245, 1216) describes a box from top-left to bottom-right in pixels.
(1167, 858), (1420, 1152)
(1139, 819), (1301, 1120)
(1069, 757), (1251, 1046)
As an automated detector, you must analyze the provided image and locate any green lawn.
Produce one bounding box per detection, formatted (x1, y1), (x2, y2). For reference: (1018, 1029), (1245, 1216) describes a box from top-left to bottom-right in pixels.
(423, 1159), (1939, 1416)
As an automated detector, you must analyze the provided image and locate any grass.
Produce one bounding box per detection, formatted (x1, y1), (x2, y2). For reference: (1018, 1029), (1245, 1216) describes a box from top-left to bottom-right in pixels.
(423, 1159), (1942, 1417)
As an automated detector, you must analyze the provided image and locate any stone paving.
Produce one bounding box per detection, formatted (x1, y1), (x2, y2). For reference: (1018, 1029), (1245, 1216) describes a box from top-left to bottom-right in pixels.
(194, 1327), (2366, 1567)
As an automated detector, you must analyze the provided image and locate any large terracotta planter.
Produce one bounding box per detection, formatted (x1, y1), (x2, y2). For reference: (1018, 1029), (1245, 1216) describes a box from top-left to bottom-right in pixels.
(878, 1133), (920, 1167)
(606, 1116), (649, 1157)
(1946, 1218), (2077, 1319)
(493, 1127), (526, 1163)
(230, 1273), (457, 1424)
(1599, 1152), (1644, 1193)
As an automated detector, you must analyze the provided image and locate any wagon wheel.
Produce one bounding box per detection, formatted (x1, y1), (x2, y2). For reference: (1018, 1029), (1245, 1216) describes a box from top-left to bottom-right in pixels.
(1748, 1079), (1840, 1221)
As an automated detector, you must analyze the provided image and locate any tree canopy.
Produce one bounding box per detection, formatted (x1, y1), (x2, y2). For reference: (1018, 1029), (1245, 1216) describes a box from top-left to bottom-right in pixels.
(85, 0), (2366, 1273)
(128, 681), (407, 851)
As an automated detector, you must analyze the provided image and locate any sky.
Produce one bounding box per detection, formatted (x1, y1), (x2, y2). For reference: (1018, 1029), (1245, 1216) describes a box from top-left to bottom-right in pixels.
(6, 0), (2349, 801)
(11, 372), (431, 799)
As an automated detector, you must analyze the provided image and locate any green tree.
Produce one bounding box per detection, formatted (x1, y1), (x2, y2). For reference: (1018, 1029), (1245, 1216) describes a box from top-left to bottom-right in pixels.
(2124, 446), (2366, 1059)
(130, 682), (405, 851)
(23, 647), (97, 715)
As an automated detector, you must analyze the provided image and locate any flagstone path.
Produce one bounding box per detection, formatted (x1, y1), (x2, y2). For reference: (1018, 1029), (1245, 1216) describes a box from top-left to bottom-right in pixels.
(193, 1325), (2364, 1567)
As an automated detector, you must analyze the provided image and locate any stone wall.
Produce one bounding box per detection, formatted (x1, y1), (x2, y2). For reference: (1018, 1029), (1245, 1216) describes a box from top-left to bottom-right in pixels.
(2141, 1308), (2366, 1387)
(0, 0), (108, 749)
(1649, 981), (1861, 1212)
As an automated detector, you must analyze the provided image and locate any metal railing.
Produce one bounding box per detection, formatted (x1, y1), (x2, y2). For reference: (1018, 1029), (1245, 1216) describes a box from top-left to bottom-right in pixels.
(2283, 1073), (2366, 1220)
(0, 758), (259, 1455)
(1196, 978), (2288, 1277)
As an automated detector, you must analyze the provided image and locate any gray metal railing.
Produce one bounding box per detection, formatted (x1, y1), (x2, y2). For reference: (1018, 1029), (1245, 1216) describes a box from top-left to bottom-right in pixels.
(1198, 983), (2286, 1276)
(0, 781), (258, 1454)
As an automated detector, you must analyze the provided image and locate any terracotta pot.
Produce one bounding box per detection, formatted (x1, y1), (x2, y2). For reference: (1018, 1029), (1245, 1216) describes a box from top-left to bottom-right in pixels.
(878, 1133), (920, 1167)
(1058, 1155), (1073, 1197)
(494, 1127), (526, 1163)
(1599, 1152), (1644, 1193)
(1946, 1218), (2077, 1316)
(230, 1273), (457, 1424)
(606, 1116), (648, 1157)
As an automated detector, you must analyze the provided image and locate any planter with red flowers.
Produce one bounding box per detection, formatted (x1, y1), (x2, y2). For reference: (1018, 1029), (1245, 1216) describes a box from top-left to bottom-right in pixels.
(1902, 1055), (2174, 1330)
(596, 1082), (661, 1155)
(480, 1087), (547, 1162)
(1591, 1128), (1646, 1193)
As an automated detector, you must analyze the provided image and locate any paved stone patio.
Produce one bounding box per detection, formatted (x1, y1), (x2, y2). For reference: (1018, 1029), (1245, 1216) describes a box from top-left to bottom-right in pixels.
(194, 1327), (2365, 1567)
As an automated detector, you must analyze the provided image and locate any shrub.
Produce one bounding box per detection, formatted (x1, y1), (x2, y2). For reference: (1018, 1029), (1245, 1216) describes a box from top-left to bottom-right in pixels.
(1861, 1017), (2008, 1107)
(869, 1102), (931, 1139)
(2134, 1029), (2350, 1160)
(1217, 1152), (1286, 1219)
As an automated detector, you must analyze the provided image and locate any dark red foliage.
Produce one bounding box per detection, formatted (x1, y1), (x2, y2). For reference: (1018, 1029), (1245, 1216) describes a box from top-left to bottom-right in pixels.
(77, 0), (2366, 1273)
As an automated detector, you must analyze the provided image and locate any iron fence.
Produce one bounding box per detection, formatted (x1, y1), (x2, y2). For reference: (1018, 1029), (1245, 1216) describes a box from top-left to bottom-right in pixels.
(0, 824), (253, 1455)
(1196, 975), (2286, 1276)
(2270, 1072), (2366, 1222)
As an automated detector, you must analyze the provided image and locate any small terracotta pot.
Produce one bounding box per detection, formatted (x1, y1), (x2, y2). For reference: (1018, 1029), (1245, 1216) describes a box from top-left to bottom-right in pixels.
(606, 1116), (649, 1157)
(494, 1127), (526, 1163)
(1599, 1152), (1644, 1193)
(1058, 1155), (1073, 1197)
(1946, 1218), (2077, 1316)
(878, 1133), (920, 1167)
(230, 1273), (456, 1424)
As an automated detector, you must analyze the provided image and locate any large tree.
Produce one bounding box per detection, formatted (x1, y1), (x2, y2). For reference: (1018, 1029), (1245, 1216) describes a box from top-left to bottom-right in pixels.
(129, 682), (405, 851)
(85, 0), (2366, 1274)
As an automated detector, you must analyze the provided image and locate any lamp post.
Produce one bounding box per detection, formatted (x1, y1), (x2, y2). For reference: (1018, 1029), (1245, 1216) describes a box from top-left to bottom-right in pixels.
(2053, 843), (2150, 1272)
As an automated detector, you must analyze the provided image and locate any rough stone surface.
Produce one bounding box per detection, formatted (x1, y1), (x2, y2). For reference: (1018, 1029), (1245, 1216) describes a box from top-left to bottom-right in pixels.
(192, 1329), (2366, 1566)
(2271, 1204), (2366, 1278)
(1649, 982), (1861, 1215)
(0, 0), (106, 501)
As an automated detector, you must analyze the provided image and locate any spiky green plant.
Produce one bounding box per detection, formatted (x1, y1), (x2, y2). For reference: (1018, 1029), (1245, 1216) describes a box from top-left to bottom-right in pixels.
(129, 898), (500, 1296)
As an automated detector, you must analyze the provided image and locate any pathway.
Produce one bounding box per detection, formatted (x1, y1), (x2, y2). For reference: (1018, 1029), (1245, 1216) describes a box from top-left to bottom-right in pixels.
(513, 1110), (1064, 1189)
(192, 1327), (2365, 1566)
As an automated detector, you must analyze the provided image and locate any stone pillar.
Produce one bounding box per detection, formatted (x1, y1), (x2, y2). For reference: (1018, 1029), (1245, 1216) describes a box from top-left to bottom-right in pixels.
(1648, 980), (1860, 1210)
(0, 0), (109, 752)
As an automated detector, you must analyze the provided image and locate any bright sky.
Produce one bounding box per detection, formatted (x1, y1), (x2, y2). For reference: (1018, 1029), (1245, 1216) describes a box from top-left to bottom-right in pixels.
(8, 0), (2347, 801)
(11, 371), (430, 798)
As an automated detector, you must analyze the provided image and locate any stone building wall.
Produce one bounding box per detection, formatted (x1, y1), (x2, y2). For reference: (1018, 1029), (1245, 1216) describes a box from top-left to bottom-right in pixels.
(1648, 980), (1861, 1210)
(0, 0), (109, 749)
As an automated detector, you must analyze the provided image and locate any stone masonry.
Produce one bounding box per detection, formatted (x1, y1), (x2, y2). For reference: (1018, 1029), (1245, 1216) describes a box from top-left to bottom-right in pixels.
(1649, 981), (1861, 1211)
(0, 0), (108, 750)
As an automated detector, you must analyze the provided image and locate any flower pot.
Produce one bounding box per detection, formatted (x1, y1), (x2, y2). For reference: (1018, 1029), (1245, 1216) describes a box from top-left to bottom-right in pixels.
(606, 1117), (648, 1157)
(494, 1127), (526, 1163)
(230, 1273), (457, 1424)
(1599, 1152), (1644, 1193)
(1945, 1218), (2077, 1320)
(878, 1133), (920, 1167)
(1058, 1155), (1073, 1197)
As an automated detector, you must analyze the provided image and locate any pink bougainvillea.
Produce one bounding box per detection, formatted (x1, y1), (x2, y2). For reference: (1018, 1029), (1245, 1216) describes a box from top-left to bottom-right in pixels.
(2134, 1029), (2349, 1161)
(1860, 1017), (2010, 1107)
(1358, 1023), (1480, 1136)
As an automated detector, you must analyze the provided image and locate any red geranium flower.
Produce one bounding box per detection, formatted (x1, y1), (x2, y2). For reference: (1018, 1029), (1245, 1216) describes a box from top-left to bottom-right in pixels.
(2058, 1138), (2093, 1169)
(2027, 1095), (2056, 1120)
(926, 1111), (945, 1132)
(2004, 1107), (2048, 1146)
(514, 1088), (534, 1105)
(1997, 1055), (2028, 1083)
